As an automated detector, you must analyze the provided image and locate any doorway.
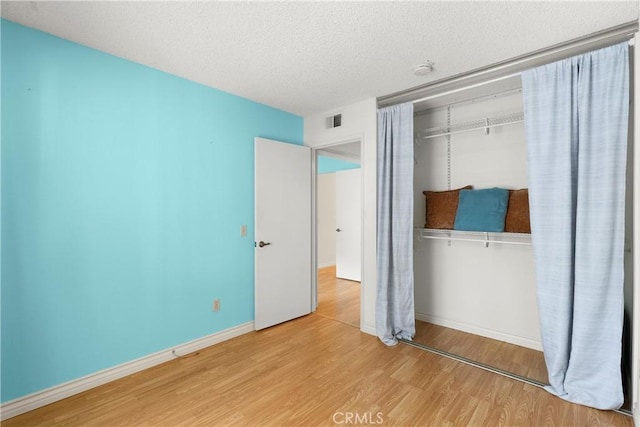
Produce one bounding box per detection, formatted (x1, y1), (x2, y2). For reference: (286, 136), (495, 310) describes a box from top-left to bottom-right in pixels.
(315, 141), (362, 328)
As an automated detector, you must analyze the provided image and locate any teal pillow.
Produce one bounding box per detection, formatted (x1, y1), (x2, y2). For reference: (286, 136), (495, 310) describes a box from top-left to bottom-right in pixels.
(454, 188), (509, 232)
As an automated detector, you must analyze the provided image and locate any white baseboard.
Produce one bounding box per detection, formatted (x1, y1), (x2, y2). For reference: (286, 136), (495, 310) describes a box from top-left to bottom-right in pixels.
(415, 312), (542, 351)
(360, 322), (376, 336)
(317, 262), (336, 269)
(1, 321), (255, 421)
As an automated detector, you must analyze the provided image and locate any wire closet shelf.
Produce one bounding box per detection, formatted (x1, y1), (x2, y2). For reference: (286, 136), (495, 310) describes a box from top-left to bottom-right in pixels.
(416, 228), (532, 248)
(416, 111), (524, 141)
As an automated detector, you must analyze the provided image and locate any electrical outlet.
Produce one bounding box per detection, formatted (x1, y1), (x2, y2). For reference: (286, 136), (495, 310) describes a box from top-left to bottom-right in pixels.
(212, 299), (220, 312)
(240, 225), (247, 237)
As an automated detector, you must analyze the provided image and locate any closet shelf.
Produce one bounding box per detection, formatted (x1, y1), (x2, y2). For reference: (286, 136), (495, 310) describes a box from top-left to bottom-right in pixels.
(417, 228), (532, 247)
(416, 111), (524, 141)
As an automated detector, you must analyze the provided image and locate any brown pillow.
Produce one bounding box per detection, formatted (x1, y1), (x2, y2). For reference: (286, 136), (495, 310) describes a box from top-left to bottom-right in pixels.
(423, 185), (473, 229)
(504, 189), (531, 233)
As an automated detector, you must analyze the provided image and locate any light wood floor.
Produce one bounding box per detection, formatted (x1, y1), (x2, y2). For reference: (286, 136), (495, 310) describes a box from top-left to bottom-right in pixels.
(315, 265), (360, 328)
(413, 320), (548, 385)
(4, 269), (633, 426)
(317, 266), (549, 386)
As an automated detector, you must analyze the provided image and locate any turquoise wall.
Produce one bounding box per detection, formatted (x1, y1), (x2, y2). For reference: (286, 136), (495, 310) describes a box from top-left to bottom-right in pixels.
(317, 155), (360, 174)
(1, 20), (303, 402)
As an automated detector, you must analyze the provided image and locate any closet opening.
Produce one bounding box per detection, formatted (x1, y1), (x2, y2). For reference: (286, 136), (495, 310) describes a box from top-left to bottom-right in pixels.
(314, 141), (363, 328)
(407, 60), (634, 413)
(411, 83), (548, 383)
(375, 20), (637, 415)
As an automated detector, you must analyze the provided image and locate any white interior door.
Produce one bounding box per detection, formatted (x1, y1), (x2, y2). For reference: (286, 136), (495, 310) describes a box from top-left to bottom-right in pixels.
(335, 169), (362, 281)
(255, 137), (311, 330)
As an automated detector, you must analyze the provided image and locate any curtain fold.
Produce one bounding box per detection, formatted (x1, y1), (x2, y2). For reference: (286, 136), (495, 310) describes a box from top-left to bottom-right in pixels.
(376, 102), (415, 346)
(522, 42), (629, 410)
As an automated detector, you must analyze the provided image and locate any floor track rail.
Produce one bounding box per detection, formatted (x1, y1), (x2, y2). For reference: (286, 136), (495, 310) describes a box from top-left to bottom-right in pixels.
(399, 338), (632, 417)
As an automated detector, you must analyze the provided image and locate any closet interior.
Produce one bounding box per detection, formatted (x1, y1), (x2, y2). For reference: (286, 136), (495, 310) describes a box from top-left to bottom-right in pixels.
(411, 78), (634, 402)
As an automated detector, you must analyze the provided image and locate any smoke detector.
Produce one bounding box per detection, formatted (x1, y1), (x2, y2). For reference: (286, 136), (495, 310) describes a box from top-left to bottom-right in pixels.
(414, 61), (435, 76)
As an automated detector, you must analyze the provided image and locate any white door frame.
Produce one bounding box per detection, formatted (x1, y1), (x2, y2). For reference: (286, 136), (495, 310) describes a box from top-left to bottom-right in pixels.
(311, 136), (364, 326)
(631, 31), (639, 420)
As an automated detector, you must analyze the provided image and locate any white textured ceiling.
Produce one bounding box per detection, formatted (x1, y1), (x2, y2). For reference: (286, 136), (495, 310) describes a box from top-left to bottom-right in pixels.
(2, 1), (638, 117)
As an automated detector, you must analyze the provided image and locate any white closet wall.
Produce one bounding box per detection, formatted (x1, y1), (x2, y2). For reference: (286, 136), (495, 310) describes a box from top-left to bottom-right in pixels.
(413, 90), (542, 350)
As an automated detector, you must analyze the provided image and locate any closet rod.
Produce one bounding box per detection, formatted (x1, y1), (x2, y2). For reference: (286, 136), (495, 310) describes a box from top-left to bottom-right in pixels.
(420, 119), (524, 141)
(413, 87), (523, 117)
(410, 38), (636, 106)
(412, 72), (520, 106)
(378, 21), (638, 108)
(411, 35), (634, 107)
(418, 111), (524, 140)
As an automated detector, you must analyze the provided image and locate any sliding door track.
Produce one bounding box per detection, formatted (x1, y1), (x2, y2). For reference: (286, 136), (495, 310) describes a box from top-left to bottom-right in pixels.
(398, 338), (632, 417)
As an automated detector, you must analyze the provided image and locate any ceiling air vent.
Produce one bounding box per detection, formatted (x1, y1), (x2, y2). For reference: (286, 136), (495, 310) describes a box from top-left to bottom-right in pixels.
(326, 113), (342, 129)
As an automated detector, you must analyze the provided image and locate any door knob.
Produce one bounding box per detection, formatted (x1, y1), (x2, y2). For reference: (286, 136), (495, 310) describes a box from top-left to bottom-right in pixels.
(336, 228), (341, 232)
(258, 241), (271, 248)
